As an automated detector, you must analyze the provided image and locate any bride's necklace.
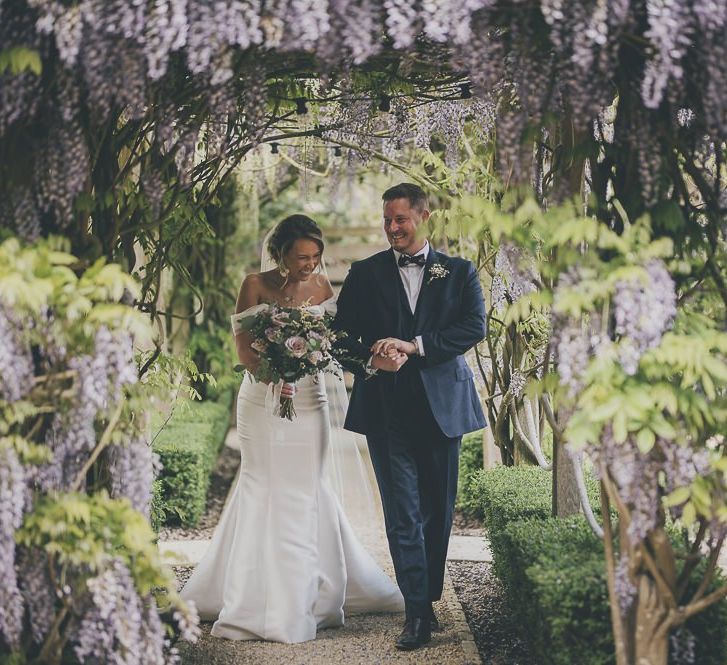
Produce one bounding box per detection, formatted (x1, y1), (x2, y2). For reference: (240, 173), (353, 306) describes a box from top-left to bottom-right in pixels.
(280, 283), (302, 306)
(274, 273), (299, 305)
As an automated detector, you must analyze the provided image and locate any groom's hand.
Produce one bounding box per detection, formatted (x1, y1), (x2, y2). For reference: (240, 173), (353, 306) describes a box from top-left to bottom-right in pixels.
(371, 351), (408, 372)
(371, 337), (418, 357)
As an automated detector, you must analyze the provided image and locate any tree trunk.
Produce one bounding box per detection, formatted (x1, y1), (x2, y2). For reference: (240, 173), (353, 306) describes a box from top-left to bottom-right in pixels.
(482, 426), (500, 469)
(550, 106), (587, 517)
(630, 574), (670, 665)
(480, 387), (501, 469)
(552, 433), (580, 516)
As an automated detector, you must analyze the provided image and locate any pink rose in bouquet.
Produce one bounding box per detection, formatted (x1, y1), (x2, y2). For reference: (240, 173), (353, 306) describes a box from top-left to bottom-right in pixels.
(309, 330), (332, 351)
(284, 336), (307, 358)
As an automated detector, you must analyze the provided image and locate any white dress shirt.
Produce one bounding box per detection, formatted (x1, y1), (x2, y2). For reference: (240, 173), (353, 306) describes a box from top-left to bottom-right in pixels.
(365, 242), (430, 376)
(393, 242), (428, 356)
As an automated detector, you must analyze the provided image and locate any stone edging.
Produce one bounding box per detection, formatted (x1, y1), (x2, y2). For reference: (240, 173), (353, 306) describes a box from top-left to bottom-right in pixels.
(443, 564), (480, 665)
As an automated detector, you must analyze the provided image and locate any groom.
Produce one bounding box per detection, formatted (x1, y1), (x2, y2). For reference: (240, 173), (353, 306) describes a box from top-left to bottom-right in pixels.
(334, 183), (486, 650)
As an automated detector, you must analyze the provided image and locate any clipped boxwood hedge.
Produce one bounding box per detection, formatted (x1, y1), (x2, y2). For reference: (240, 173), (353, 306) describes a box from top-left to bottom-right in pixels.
(501, 517), (615, 665)
(151, 390), (234, 528)
(471, 464), (601, 582)
(476, 465), (727, 665)
(456, 429), (484, 518)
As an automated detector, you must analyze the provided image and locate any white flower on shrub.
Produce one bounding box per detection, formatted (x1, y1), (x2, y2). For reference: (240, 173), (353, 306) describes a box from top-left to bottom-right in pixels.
(284, 336), (307, 357)
(510, 369), (526, 398)
(706, 435), (724, 451)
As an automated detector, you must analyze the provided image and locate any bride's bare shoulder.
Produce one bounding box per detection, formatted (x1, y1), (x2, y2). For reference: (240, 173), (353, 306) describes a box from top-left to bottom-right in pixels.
(237, 272), (270, 309)
(258, 269), (286, 287)
(242, 271), (280, 289)
(315, 273), (335, 299)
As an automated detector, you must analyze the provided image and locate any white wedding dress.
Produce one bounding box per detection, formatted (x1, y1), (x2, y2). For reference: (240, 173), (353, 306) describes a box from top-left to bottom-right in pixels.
(180, 300), (404, 644)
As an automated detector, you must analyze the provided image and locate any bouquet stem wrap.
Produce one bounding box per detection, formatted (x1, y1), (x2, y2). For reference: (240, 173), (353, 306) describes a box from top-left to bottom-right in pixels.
(279, 396), (296, 420)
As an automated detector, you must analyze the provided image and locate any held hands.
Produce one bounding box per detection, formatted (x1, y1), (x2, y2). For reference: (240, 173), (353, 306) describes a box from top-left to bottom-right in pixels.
(369, 337), (416, 373)
(371, 351), (408, 372)
(371, 337), (418, 358)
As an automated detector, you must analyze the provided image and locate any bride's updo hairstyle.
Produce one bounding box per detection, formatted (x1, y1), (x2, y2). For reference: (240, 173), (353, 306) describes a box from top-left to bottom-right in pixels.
(267, 215), (325, 265)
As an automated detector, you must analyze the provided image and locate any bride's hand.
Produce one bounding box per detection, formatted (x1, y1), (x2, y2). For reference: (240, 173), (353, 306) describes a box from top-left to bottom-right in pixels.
(281, 383), (296, 399)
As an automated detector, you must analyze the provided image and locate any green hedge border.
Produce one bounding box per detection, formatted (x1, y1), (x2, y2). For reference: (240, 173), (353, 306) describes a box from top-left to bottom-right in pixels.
(151, 389), (234, 529)
(456, 429), (484, 518)
(473, 465), (727, 665)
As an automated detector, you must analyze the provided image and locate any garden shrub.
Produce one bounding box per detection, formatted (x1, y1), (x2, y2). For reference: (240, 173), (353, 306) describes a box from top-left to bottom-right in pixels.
(150, 479), (166, 532)
(456, 429), (484, 517)
(501, 517), (615, 665)
(478, 466), (727, 665)
(473, 465), (555, 580)
(152, 390), (234, 527)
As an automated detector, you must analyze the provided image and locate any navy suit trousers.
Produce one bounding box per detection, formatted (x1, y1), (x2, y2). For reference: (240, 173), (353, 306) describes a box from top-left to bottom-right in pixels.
(366, 367), (460, 619)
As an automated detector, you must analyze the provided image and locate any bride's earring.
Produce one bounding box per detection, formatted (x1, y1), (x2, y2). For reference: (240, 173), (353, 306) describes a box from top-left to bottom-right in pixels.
(278, 262), (289, 278)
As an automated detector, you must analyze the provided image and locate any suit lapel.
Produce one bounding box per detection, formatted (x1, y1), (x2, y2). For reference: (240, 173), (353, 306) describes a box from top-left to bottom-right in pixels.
(372, 249), (404, 320)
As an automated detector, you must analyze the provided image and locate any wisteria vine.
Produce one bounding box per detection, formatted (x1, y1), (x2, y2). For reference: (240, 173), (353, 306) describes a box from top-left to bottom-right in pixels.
(0, 0), (725, 246)
(0, 240), (198, 662)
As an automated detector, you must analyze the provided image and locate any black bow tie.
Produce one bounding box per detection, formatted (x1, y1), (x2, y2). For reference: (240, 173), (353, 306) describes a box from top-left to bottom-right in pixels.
(398, 253), (426, 268)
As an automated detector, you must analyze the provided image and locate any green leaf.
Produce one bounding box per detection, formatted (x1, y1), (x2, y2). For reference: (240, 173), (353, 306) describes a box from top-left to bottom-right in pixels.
(664, 486), (690, 507)
(651, 200), (684, 233)
(650, 416), (676, 440)
(612, 410), (628, 444)
(681, 502), (697, 527)
(636, 427), (656, 454)
(0, 47), (42, 76)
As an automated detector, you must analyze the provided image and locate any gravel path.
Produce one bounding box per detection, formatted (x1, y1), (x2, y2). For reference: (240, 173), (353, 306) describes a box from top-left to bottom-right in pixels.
(448, 560), (534, 665)
(175, 598), (467, 665)
(171, 435), (475, 664)
(175, 560), (472, 664)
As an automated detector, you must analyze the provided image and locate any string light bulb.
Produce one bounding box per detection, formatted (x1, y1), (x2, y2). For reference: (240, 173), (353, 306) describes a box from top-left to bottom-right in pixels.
(270, 142), (279, 154)
(378, 94), (391, 113)
(459, 83), (472, 99)
(295, 97), (308, 115)
(334, 146), (342, 157)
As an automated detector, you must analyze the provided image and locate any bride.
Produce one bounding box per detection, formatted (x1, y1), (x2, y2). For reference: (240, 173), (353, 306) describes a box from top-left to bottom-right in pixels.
(180, 214), (404, 643)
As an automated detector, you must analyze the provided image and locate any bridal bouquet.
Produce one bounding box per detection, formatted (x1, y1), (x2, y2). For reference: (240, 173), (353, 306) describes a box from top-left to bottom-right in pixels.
(235, 303), (348, 420)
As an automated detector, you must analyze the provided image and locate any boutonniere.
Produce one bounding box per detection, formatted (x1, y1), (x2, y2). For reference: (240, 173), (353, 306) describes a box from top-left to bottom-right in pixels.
(427, 262), (450, 284)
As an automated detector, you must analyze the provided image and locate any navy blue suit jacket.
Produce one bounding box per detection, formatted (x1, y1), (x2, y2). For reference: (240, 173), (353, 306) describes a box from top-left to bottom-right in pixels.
(333, 247), (487, 438)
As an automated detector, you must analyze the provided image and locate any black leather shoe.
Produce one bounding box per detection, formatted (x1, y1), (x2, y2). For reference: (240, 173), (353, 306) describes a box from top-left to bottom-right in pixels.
(429, 608), (442, 633)
(395, 617), (432, 650)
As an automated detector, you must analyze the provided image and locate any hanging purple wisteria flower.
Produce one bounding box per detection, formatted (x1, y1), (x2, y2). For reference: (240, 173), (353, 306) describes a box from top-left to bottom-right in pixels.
(0, 446), (26, 649)
(0, 304), (34, 404)
(614, 259), (677, 374)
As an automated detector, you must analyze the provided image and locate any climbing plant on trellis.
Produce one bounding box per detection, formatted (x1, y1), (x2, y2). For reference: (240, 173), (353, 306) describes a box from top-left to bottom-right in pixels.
(1, 2), (727, 664)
